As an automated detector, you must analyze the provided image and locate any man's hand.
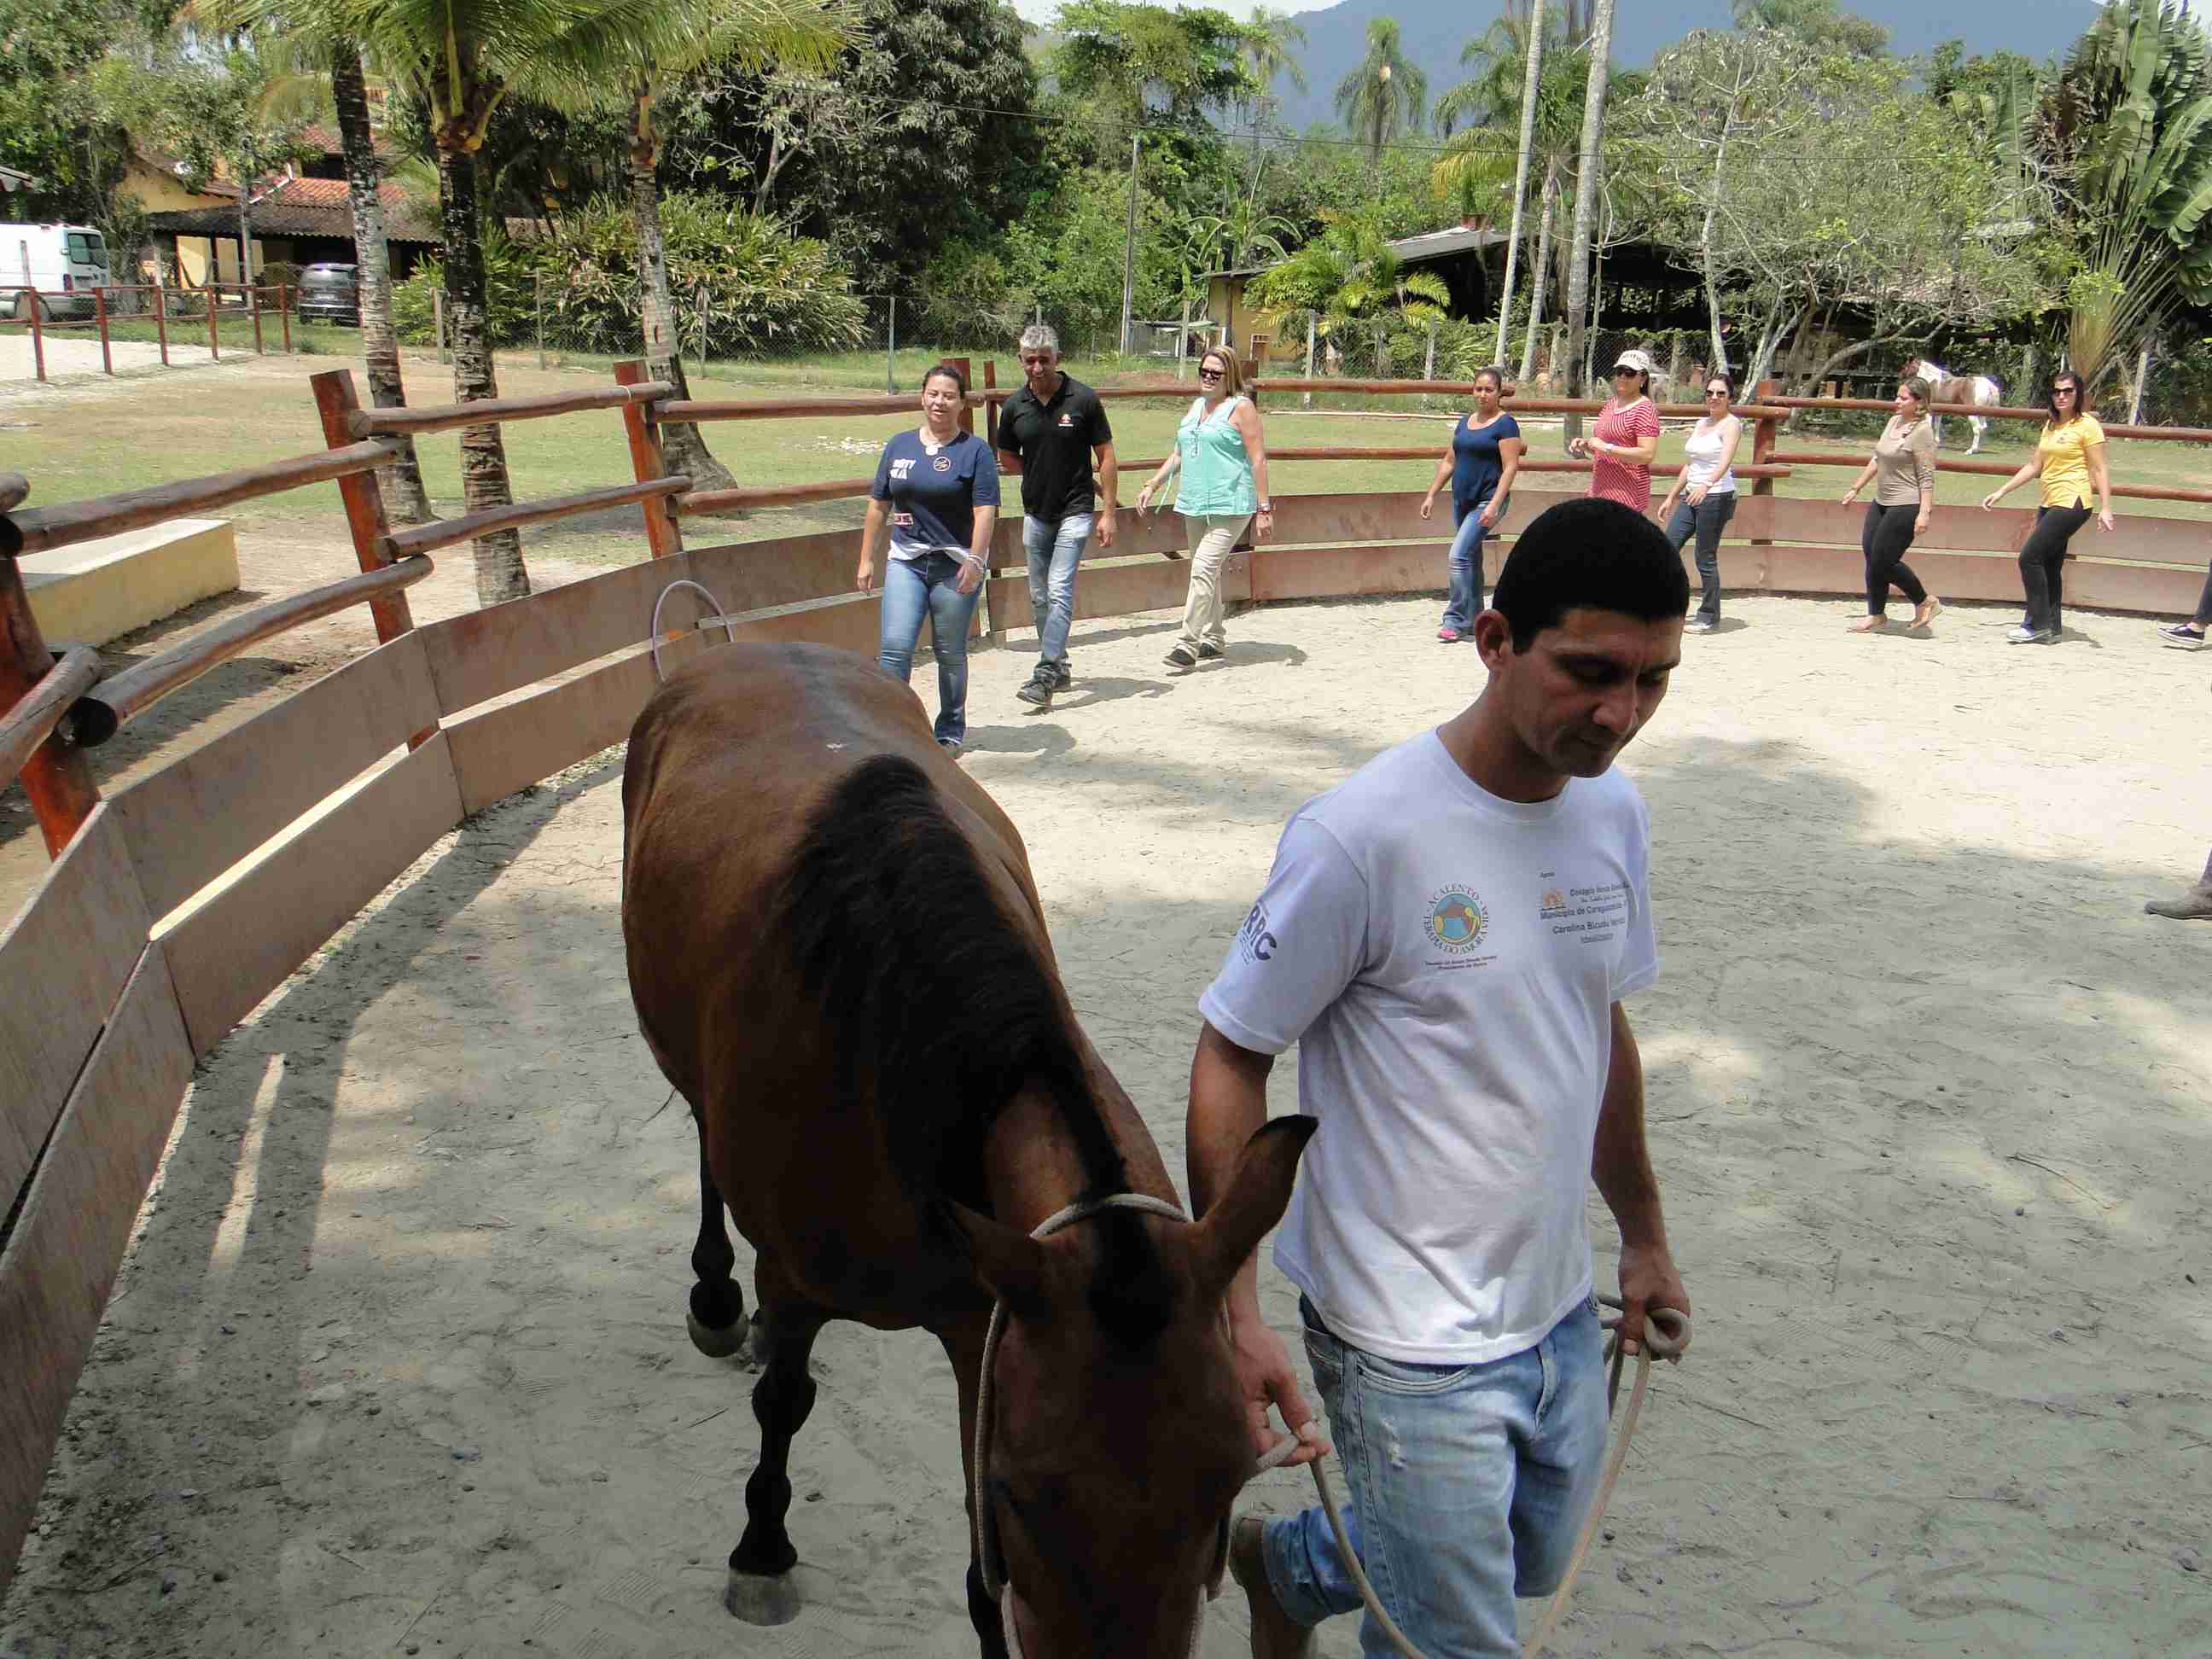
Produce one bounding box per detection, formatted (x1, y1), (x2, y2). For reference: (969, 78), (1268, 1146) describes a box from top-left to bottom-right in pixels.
(1231, 1313), (1330, 1466)
(1097, 509), (1117, 548)
(1615, 1242), (1690, 1359)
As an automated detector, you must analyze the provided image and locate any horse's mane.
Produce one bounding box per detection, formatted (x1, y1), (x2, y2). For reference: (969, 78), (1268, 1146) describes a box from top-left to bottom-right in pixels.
(777, 754), (1173, 1345)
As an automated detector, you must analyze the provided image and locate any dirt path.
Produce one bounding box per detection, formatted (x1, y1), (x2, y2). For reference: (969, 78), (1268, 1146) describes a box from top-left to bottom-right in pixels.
(3, 591), (2207, 1657)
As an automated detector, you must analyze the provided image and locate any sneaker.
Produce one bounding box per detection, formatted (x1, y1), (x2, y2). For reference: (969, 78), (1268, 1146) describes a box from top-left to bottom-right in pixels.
(1685, 615), (1716, 634)
(1437, 626), (1461, 643)
(1014, 669), (1054, 707)
(2005, 626), (2053, 644)
(1196, 640), (1225, 660)
(1164, 644), (1198, 667)
(938, 737), (963, 760)
(2160, 623), (2207, 650)
(1049, 661), (1074, 688)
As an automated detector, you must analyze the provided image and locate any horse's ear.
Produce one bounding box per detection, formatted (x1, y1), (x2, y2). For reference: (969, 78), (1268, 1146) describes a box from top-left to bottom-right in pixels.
(940, 1200), (1050, 1319)
(1186, 1115), (1317, 1305)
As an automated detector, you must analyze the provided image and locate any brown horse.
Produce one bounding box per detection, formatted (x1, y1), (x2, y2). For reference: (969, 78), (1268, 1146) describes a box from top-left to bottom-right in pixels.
(620, 640), (1312, 1657)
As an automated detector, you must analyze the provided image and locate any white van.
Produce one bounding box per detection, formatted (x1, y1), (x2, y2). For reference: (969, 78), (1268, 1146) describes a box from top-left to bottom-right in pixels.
(2, 224), (113, 321)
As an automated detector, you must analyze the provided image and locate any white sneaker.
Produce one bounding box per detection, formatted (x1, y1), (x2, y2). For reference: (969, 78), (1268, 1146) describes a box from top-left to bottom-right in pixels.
(2005, 626), (2052, 644)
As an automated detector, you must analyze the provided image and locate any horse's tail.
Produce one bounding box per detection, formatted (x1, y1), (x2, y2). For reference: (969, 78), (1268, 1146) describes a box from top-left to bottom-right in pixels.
(775, 754), (1122, 1210)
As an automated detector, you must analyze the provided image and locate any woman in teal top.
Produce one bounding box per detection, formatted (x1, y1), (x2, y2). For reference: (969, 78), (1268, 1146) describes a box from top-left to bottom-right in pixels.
(1137, 347), (1274, 667)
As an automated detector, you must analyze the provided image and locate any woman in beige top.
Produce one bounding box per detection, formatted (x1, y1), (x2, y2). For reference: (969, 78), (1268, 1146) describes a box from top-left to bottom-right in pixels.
(1840, 378), (1941, 632)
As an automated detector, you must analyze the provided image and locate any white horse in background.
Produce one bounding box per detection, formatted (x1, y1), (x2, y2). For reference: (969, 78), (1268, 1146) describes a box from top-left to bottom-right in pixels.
(1902, 356), (2004, 454)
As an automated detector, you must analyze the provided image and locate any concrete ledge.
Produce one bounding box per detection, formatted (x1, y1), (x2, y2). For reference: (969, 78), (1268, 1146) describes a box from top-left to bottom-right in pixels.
(20, 519), (241, 647)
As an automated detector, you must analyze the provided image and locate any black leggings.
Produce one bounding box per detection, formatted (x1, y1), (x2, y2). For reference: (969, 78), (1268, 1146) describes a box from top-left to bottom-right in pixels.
(2020, 504), (2093, 634)
(1860, 502), (1926, 615)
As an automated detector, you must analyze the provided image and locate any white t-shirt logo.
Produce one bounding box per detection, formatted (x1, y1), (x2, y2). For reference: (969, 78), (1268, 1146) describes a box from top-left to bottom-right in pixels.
(1425, 888), (1488, 953)
(890, 458), (915, 480)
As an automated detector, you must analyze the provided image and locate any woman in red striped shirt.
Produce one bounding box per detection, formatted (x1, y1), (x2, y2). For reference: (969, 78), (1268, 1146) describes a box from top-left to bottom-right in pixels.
(1569, 348), (1662, 512)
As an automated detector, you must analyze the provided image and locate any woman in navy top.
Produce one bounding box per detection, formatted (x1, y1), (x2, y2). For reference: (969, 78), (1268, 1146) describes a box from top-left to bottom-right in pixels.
(1417, 367), (1522, 642)
(857, 360), (1000, 756)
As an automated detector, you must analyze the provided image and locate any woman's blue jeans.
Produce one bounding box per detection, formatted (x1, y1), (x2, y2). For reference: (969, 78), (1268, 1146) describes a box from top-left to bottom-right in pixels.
(1441, 503), (1491, 632)
(876, 551), (981, 745)
(1259, 1296), (1609, 1656)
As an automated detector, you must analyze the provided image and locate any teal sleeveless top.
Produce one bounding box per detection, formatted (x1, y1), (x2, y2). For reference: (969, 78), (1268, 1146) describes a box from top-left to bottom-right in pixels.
(1175, 395), (1259, 516)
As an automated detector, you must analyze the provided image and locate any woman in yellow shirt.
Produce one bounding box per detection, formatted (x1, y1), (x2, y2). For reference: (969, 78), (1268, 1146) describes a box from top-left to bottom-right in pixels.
(1978, 371), (2113, 643)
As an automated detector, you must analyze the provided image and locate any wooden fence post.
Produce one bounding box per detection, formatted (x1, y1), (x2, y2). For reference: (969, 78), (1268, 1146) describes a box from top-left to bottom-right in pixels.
(309, 370), (420, 655)
(94, 287), (112, 377)
(0, 493), (101, 857)
(206, 287), (219, 361)
(951, 356), (975, 434)
(614, 360), (684, 560)
(982, 358), (998, 450)
(1242, 357), (1260, 409)
(249, 283), (264, 354)
(154, 285), (169, 366)
(1749, 377), (1780, 553)
(26, 293), (44, 383)
(278, 282), (291, 354)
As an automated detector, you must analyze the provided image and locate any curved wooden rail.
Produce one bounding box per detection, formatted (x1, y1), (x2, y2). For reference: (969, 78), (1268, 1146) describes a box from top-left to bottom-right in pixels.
(381, 476), (691, 560)
(73, 556), (434, 744)
(1768, 448), (2212, 503)
(0, 645), (103, 789)
(9, 440), (400, 557)
(347, 381), (677, 439)
(1763, 394), (2212, 443)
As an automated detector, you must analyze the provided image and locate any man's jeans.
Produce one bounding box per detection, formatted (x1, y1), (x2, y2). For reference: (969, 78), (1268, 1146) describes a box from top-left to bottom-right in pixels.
(1022, 511), (1095, 675)
(1260, 1296), (1609, 1657)
(876, 551), (981, 745)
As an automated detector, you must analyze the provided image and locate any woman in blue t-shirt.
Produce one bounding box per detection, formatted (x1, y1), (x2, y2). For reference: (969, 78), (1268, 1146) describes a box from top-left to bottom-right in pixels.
(1417, 366), (1523, 642)
(857, 361), (1001, 757)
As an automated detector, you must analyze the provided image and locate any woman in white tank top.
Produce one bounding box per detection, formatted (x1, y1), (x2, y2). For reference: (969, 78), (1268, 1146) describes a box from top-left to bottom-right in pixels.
(1655, 375), (1742, 633)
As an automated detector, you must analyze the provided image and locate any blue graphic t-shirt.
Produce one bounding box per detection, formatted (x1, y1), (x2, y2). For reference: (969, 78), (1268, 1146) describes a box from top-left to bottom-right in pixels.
(870, 429), (1000, 561)
(1451, 412), (1522, 518)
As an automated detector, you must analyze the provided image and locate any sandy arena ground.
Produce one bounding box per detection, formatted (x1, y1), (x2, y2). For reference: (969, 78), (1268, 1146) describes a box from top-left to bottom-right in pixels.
(2, 329), (220, 384)
(3, 590), (2209, 1658)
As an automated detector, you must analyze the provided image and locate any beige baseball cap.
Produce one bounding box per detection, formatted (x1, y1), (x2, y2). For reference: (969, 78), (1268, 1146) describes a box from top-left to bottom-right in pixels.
(1611, 347), (1656, 376)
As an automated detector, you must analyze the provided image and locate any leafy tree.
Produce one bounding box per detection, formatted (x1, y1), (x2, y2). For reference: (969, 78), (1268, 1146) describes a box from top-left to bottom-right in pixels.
(0, 0), (137, 223)
(1246, 209), (1449, 351)
(1053, 1), (1255, 145)
(1233, 6), (1307, 192)
(2037, 0), (2212, 393)
(1730, 0), (1889, 57)
(1557, 0), (1615, 399)
(533, 0), (853, 490)
(1336, 19), (1427, 166)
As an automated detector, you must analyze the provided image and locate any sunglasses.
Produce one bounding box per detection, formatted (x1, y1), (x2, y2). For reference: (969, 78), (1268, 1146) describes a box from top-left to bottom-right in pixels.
(1198, 367), (1225, 381)
(1704, 387), (1729, 397)
(1612, 366), (1640, 376)
(2052, 385), (2077, 396)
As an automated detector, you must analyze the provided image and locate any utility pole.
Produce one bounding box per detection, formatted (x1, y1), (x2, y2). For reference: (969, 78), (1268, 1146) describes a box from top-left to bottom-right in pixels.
(1120, 133), (1141, 358)
(1498, 0), (1543, 369)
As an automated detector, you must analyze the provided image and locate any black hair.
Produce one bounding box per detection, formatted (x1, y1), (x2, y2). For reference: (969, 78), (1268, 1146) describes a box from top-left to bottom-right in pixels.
(1474, 364), (1506, 393)
(2047, 370), (2085, 427)
(1704, 371), (1735, 399)
(1491, 498), (1690, 652)
(923, 359), (969, 398)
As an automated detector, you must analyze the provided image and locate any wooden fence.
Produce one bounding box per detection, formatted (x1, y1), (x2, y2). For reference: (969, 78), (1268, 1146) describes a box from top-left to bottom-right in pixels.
(3, 366), (2209, 1598)
(2, 283), (294, 380)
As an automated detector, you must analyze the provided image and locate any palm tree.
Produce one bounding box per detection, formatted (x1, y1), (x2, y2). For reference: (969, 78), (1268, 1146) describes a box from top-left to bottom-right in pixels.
(1239, 8), (1307, 152)
(224, 0), (620, 603)
(1193, 200), (1295, 272)
(1335, 19), (1427, 166)
(2039, 0), (2212, 394)
(534, 0), (853, 492)
(1248, 212), (1449, 359)
(252, 27), (441, 525)
(1558, 0), (1614, 401)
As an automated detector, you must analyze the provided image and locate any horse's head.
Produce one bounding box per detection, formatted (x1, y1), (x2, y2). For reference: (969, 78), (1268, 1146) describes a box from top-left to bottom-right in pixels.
(952, 1116), (1315, 1656)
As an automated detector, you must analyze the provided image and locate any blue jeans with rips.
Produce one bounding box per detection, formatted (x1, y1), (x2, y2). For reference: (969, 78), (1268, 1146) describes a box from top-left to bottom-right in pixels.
(1441, 500), (1493, 633)
(876, 550), (982, 746)
(1259, 1295), (1609, 1657)
(1022, 511), (1095, 675)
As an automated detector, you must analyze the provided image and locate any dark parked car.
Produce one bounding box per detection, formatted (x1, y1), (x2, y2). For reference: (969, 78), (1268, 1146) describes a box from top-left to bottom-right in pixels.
(298, 263), (360, 327)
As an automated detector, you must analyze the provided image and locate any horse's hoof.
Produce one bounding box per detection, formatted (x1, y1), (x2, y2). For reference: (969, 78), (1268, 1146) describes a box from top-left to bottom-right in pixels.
(725, 1567), (802, 1625)
(687, 1308), (749, 1359)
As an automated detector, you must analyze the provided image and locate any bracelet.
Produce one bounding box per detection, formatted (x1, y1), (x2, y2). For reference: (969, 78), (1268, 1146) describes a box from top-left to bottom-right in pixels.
(1258, 502), (1272, 512)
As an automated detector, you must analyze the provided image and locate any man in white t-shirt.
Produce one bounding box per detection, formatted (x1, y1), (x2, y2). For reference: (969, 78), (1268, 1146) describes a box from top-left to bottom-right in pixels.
(1188, 498), (1694, 1657)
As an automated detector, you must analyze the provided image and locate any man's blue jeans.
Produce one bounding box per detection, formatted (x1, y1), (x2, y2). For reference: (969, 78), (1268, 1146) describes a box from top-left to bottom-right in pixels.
(1260, 1296), (1609, 1656)
(1441, 503), (1492, 633)
(876, 551), (981, 745)
(1022, 511), (1095, 674)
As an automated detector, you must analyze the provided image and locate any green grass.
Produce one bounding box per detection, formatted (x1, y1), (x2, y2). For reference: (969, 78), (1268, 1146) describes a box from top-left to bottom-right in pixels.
(8, 352), (2209, 576)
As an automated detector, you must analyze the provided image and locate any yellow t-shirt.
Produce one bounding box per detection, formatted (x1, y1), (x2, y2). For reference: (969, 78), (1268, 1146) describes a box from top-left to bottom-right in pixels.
(2036, 414), (2105, 508)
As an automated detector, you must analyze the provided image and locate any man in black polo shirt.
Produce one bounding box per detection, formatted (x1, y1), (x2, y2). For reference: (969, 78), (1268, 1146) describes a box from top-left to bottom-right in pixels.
(995, 324), (1118, 709)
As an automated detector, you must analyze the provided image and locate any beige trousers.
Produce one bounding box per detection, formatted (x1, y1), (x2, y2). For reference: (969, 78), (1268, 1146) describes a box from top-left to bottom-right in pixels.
(1176, 513), (1252, 649)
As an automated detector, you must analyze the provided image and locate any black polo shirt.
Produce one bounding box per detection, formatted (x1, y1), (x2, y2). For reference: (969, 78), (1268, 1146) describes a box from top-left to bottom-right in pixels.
(995, 374), (1114, 520)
